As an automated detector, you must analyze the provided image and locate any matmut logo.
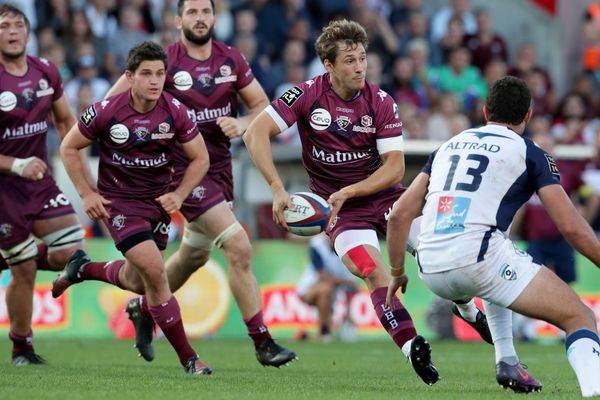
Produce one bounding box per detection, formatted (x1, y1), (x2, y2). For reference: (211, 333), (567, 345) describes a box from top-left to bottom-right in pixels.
(0, 285), (68, 329)
(111, 153), (167, 168)
(3, 121), (48, 139)
(187, 103), (232, 122)
(312, 145), (373, 164)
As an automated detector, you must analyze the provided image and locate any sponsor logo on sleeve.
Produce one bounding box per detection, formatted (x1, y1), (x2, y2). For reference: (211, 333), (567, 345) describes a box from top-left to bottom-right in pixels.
(109, 123), (129, 144)
(309, 108), (331, 131)
(100, 99), (110, 109)
(280, 86), (304, 107)
(173, 70), (193, 91)
(544, 153), (560, 177)
(393, 103), (399, 118)
(377, 89), (388, 102)
(80, 105), (97, 126)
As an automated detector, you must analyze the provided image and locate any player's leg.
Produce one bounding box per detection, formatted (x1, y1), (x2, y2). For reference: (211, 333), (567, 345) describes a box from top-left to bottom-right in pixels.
(409, 216), (491, 342)
(509, 267), (600, 397)
(335, 229), (439, 385)
(301, 282), (335, 341)
(122, 238), (211, 375)
(32, 213), (85, 271)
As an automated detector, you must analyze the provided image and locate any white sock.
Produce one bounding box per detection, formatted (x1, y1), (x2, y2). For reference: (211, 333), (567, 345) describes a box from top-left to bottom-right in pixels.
(566, 330), (600, 397)
(483, 300), (518, 364)
(402, 338), (413, 359)
(455, 299), (479, 322)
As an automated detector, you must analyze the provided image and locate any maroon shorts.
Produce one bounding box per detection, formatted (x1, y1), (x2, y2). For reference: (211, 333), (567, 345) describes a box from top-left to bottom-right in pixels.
(0, 176), (76, 249)
(104, 197), (171, 253)
(327, 186), (405, 243)
(174, 170), (232, 222)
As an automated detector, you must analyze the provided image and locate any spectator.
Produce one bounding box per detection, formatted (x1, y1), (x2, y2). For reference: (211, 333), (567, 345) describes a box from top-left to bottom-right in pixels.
(463, 8), (508, 74)
(389, 56), (427, 111)
(433, 15), (466, 66)
(64, 53), (111, 113)
(398, 11), (434, 61)
(424, 92), (469, 141)
(64, 9), (108, 78)
(106, 5), (151, 76)
(430, 0), (476, 43)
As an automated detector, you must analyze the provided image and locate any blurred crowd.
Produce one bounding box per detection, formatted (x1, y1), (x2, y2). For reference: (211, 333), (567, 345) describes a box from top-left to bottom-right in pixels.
(15, 0), (600, 278)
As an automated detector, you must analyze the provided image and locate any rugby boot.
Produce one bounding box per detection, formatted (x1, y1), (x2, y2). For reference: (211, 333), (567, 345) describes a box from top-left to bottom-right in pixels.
(125, 297), (155, 362)
(496, 361), (542, 393)
(452, 304), (493, 344)
(51, 249), (88, 298)
(256, 338), (298, 367)
(12, 351), (47, 366)
(185, 355), (213, 375)
(409, 335), (440, 385)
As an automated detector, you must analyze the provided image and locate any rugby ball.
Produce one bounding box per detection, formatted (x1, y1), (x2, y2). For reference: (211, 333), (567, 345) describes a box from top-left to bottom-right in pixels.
(284, 192), (331, 236)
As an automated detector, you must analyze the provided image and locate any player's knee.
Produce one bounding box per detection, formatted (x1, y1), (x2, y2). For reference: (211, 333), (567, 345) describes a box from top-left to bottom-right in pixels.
(346, 246), (378, 278)
(0, 236), (37, 267)
(42, 225), (85, 254)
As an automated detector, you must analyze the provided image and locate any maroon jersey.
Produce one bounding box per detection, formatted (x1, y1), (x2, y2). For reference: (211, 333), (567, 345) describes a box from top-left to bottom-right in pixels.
(78, 90), (198, 199)
(268, 73), (403, 199)
(165, 40), (254, 183)
(0, 55), (63, 166)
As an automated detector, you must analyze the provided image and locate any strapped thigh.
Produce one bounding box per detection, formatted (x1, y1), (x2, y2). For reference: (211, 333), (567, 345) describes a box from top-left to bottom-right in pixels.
(42, 225), (85, 252)
(334, 229), (380, 277)
(0, 235), (38, 265)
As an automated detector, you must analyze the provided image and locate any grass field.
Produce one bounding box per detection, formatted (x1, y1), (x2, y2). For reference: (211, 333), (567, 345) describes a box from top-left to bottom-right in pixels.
(0, 338), (582, 399)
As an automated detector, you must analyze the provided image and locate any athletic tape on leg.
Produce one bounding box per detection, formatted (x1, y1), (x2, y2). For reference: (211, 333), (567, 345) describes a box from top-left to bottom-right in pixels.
(0, 236), (38, 265)
(182, 227), (213, 250)
(213, 221), (243, 248)
(42, 225), (85, 251)
(347, 245), (377, 277)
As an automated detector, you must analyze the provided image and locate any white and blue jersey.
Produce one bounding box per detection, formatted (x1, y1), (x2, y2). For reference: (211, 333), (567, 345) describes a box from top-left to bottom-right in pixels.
(417, 124), (561, 273)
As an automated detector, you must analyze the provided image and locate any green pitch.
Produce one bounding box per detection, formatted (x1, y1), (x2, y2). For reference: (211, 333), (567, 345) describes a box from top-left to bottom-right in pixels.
(0, 339), (582, 399)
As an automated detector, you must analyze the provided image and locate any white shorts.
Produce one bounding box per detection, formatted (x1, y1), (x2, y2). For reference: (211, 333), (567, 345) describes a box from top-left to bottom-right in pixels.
(418, 239), (542, 307)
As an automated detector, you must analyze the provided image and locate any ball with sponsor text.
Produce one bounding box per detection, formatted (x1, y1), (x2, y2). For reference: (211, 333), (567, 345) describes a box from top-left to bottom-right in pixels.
(283, 192), (331, 236)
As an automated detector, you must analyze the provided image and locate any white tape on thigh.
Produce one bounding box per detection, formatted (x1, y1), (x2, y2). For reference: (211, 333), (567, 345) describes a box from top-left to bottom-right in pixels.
(213, 221), (243, 248)
(42, 225), (85, 251)
(0, 236), (38, 265)
(182, 226), (214, 250)
(333, 229), (380, 258)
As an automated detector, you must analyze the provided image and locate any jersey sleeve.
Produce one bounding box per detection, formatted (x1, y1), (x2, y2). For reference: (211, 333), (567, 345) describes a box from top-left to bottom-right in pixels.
(421, 150), (438, 175)
(525, 139), (561, 190)
(174, 104), (199, 144)
(77, 102), (102, 141)
(232, 47), (255, 90)
(375, 91), (404, 154)
(266, 81), (311, 132)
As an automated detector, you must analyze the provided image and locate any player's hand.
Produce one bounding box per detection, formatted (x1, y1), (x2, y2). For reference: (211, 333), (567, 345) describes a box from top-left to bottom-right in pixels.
(156, 192), (183, 214)
(326, 188), (352, 232)
(17, 157), (47, 181)
(272, 187), (291, 231)
(83, 192), (111, 221)
(385, 274), (408, 310)
(216, 116), (243, 138)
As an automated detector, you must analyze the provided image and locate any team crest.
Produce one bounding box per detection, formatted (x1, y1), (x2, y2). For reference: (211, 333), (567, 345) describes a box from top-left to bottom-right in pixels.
(191, 186), (206, 200)
(219, 65), (232, 77)
(361, 115), (373, 127)
(0, 223), (12, 238)
(499, 263), (517, 281)
(112, 215), (126, 230)
(38, 79), (48, 90)
(198, 73), (212, 87)
(134, 126), (150, 141)
(22, 88), (34, 102)
(335, 115), (351, 131)
(159, 122), (170, 133)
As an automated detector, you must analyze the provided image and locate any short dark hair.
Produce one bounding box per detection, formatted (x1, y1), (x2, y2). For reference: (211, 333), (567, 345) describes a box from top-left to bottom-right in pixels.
(0, 4), (30, 32)
(486, 76), (531, 125)
(315, 19), (369, 64)
(177, 0), (215, 17)
(126, 41), (167, 72)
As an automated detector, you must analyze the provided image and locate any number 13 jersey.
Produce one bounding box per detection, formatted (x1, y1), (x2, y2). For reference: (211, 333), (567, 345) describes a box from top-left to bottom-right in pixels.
(417, 124), (560, 272)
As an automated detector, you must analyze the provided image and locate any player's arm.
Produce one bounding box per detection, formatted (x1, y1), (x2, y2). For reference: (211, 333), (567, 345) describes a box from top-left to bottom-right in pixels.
(217, 79), (269, 139)
(104, 74), (130, 98)
(243, 110), (291, 229)
(539, 184), (600, 267)
(385, 171), (429, 307)
(0, 154), (47, 180)
(51, 94), (96, 189)
(156, 136), (209, 214)
(327, 150), (405, 228)
(60, 125), (111, 220)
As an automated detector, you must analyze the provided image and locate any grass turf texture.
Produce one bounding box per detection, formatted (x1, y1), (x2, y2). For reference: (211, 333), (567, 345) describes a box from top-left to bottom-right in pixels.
(0, 339), (581, 399)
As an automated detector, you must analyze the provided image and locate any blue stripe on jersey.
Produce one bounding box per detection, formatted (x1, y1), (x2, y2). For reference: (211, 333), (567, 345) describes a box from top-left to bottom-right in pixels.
(495, 138), (561, 232)
(464, 131), (515, 140)
(477, 227), (497, 262)
(309, 246), (325, 271)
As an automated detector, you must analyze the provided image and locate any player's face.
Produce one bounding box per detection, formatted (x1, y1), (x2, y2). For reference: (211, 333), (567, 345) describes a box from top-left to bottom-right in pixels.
(326, 42), (367, 96)
(177, 0), (215, 46)
(127, 60), (166, 102)
(0, 13), (29, 60)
